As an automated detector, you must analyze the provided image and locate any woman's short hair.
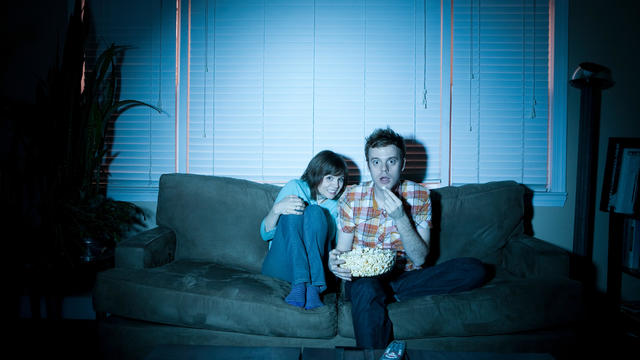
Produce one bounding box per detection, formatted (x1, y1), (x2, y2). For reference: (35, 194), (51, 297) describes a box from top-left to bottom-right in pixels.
(365, 127), (406, 162)
(301, 150), (348, 200)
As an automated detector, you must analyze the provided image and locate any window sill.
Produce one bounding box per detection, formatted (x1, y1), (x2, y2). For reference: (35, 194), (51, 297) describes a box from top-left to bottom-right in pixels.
(532, 191), (567, 207)
(109, 186), (567, 208)
(107, 187), (159, 202)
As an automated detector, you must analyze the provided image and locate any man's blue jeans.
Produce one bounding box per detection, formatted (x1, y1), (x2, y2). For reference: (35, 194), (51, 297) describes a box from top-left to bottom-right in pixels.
(261, 205), (332, 292)
(345, 257), (487, 349)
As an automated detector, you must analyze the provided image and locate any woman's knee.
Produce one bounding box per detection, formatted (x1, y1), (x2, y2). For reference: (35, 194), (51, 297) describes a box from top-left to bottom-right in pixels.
(304, 204), (325, 217)
(303, 205), (328, 227)
(278, 213), (304, 231)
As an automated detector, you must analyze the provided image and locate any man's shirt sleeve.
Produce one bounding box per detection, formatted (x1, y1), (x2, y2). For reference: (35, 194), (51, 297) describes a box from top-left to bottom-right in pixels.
(413, 188), (432, 229)
(338, 186), (356, 233)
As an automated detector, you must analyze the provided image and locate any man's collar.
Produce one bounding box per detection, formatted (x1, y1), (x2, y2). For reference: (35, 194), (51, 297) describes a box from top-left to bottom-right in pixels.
(368, 180), (404, 211)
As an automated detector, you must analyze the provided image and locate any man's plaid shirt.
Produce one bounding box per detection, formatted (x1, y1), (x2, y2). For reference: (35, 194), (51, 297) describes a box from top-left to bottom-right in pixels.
(338, 180), (432, 271)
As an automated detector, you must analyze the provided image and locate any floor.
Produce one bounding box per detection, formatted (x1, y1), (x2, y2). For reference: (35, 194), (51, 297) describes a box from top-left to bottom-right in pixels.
(10, 291), (640, 360)
(566, 314), (639, 359)
(10, 315), (639, 360)
(12, 265), (102, 359)
(12, 318), (99, 359)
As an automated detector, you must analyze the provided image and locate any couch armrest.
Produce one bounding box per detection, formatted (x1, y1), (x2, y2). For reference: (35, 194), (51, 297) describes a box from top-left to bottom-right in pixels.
(115, 226), (176, 269)
(502, 234), (570, 278)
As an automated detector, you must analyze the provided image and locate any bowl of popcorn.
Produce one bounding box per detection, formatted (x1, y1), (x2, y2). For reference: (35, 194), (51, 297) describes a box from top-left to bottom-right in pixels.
(338, 247), (396, 277)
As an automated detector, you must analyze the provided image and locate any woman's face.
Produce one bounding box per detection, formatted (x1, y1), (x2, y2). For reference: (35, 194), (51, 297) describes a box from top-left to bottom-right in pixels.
(316, 174), (345, 200)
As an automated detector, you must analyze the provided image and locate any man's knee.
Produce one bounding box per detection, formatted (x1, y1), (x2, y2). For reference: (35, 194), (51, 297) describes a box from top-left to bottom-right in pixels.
(350, 278), (386, 304)
(458, 257), (487, 288)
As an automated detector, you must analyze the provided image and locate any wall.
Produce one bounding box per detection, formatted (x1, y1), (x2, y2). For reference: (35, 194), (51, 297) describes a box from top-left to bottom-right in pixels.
(532, 0), (640, 299)
(131, 0), (640, 299)
(8, 0), (639, 300)
(1, 0), (69, 103)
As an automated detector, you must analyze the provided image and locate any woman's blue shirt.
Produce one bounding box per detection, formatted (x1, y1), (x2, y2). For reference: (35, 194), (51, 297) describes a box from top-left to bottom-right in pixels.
(259, 179), (339, 243)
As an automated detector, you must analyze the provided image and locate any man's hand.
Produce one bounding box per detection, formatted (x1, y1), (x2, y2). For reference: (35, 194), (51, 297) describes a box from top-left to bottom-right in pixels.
(274, 195), (306, 215)
(379, 187), (430, 267)
(380, 187), (406, 219)
(329, 248), (352, 281)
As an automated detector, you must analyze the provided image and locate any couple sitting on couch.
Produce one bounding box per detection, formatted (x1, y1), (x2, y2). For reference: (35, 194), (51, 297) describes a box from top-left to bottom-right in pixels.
(260, 127), (487, 349)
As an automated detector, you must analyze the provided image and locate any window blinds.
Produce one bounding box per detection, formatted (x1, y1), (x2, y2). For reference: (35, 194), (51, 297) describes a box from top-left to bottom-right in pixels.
(449, 0), (549, 190)
(185, 0), (442, 185)
(94, 0), (557, 201)
(91, 0), (176, 200)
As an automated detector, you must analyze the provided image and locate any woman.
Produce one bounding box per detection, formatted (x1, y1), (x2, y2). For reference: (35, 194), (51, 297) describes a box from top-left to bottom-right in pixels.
(260, 150), (348, 309)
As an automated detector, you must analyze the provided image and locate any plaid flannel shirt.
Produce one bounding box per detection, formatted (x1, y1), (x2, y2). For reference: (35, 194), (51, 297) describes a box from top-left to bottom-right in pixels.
(338, 180), (432, 271)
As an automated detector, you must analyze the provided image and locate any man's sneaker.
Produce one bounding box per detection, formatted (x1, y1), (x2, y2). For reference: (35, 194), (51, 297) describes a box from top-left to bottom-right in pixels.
(379, 340), (406, 360)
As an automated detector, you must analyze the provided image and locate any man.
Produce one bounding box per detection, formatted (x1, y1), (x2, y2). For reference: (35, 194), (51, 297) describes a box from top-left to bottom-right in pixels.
(329, 127), (486, 349)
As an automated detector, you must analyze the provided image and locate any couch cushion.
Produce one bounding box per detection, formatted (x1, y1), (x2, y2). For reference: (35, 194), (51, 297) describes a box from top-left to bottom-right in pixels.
(94, 260), (337, 338)
(431, 181), (525, 265)
(156, 174), (280, 272)
(337, 270), (582, 339)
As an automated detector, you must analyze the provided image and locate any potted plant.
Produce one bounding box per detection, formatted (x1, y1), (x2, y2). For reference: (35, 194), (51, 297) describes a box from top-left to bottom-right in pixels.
(34, 0), (162, 271)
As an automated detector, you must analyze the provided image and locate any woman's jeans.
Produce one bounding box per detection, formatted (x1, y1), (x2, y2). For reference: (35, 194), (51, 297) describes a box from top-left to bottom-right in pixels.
(345, 257), (487, 349)
(261, 205), (332, 292)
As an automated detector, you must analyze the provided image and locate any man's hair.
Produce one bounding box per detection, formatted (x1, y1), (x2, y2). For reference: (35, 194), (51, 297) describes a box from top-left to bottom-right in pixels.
(365, 127), (406, 162)
(301, 150), (348, 200)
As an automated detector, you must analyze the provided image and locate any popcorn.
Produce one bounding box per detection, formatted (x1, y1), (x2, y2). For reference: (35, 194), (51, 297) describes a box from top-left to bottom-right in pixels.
(339, 247), (396, 277)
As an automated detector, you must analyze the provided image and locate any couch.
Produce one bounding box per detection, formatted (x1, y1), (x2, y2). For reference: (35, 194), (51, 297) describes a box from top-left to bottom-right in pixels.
(93, 173), (583, 359)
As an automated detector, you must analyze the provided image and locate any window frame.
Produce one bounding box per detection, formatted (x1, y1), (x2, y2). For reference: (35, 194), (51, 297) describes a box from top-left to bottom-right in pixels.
(536, 0), (568, 206)
(439, 0), (567, 206)
(106, 0), (567, 207)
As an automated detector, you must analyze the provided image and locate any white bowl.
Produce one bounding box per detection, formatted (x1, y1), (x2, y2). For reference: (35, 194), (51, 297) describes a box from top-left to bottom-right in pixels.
(339, 247), (396, 277)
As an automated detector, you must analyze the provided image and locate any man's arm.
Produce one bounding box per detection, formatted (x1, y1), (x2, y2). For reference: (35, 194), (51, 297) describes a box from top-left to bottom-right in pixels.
(393, 214), (430, 267)
(380, 188), (430, 267)
(328, 229), (354, 281)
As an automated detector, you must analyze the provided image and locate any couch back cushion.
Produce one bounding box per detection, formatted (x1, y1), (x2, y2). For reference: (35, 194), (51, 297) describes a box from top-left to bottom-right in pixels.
(156, 173), (280, 272)
(430, 181), (524, 265)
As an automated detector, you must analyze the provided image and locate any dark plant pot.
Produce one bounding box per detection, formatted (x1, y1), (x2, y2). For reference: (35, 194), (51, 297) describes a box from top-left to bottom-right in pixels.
(79, 237), (107, 264)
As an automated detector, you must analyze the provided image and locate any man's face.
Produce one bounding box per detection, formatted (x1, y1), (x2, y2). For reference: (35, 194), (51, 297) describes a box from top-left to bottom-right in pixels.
(367, 145), (405, 191)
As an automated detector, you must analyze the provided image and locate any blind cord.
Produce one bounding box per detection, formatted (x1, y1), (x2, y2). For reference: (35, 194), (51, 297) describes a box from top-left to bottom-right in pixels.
(531, 0), (537, 119)
(212, 0), (216, 174)
(203, 0), (208, 138)
(469, 0), (473, 132)
(422, 0), (428, 109)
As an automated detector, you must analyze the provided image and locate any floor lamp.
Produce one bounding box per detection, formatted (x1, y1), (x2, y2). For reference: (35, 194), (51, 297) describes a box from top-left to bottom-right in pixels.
(569, 62), (614, 286)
